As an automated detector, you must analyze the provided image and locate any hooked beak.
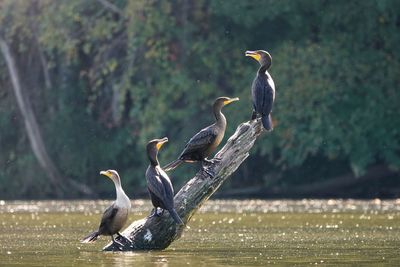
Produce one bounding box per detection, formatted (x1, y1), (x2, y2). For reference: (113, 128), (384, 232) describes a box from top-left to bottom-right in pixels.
(245, 50), (261, 62)
(100, 170), (112, 179)
(156, 137), (168, 150)
(223, 97), (239, 105)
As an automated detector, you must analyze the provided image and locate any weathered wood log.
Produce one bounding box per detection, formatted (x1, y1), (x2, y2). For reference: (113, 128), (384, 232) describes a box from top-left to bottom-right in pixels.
(103, 119), (263, 251)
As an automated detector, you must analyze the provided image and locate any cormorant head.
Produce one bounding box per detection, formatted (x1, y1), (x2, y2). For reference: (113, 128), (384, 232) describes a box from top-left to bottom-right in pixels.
(146, 137), (168, 165)
(245, 50), (272, 69)
(213, 96), (240, 110)
(100, 169), (121, 185)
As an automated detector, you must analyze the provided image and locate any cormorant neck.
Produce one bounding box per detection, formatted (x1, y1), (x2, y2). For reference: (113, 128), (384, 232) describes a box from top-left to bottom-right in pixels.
(213, 104), (226, 126)
(150, 157), (158, 166)
(258, 56), (271, 75)
(258, 63), (270, 75)
(148, 150), (159, 166)
(113, 177), (129, 205)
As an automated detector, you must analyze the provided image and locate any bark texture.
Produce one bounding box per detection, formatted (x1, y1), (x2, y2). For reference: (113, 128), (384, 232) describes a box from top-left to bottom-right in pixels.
(103, 119), (263, 251)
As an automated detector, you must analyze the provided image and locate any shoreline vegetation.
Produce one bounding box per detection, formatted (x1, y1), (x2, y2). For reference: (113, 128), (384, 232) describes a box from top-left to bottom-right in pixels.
(1, 1), (399, 199)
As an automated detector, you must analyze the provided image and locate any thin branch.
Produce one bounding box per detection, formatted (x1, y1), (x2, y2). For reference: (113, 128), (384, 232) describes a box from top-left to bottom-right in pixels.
(96, 0), (124, 17)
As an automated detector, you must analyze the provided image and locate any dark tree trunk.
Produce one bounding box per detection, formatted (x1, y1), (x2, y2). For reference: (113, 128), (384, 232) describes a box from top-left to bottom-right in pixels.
(0, 37), (94, 197)
(103, 119), (264, 251)
(0, 37), (66, 196)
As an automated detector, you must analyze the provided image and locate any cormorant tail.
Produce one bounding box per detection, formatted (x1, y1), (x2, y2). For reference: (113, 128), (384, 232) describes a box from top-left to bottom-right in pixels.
(80, 231), (99, 243)
(169, 209), (184, 225)
(261, 114), (273, 131)
(163, 159), (182, 172)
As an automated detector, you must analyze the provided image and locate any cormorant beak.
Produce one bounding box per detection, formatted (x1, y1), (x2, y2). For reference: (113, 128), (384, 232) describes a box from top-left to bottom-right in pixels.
(156, 137), (169, 150)
(223, 97), (239, 105)
(100, 170), (112, 179)
(245, 50), (261, 62)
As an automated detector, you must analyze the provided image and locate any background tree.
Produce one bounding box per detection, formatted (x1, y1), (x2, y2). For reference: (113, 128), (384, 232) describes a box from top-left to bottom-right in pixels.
(0, 0), (399, 199)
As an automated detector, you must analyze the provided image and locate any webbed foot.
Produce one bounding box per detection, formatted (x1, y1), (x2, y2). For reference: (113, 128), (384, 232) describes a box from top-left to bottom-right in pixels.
(202, 158), (213, 165)
(251, 110), (258, 120)
(212, 157), (222, 163)
(156, 208), (165, 216)
(202, 166), (216, 178)
(111, 236), (124, 250)
(150, 207), (165, 218)
(117, 232), (132, 244)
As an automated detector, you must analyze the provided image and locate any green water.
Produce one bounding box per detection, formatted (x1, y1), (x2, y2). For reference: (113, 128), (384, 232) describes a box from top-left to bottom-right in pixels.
(0, 199), (399, 266)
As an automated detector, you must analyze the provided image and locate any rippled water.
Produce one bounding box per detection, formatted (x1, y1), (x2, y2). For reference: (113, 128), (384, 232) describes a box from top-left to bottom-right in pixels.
(0, 199), (399, 266)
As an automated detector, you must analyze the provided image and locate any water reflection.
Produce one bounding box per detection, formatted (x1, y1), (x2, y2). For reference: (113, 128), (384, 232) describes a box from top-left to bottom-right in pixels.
(0, 200), (399, 266)
(1, 199), (400, 214)
(79, 250), (174, 267)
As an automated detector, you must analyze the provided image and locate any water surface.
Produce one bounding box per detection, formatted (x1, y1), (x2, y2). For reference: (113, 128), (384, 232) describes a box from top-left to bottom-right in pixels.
(0, 199), (399, 266)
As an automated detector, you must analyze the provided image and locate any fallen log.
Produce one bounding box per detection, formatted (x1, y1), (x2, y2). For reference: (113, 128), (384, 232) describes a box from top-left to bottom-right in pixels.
(103, 119), (263, 251)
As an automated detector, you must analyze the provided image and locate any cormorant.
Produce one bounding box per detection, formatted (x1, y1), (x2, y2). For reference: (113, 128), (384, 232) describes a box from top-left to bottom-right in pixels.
(81, 170), (131, 247)
(146, 137), (184, 225)
(245, 50), (275, 131)
(163, 96), (239, 176)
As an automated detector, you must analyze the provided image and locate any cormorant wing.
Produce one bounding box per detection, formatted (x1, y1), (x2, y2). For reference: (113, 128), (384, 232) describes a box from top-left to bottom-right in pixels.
(158, 167), (175, 208)
(180, 125), (218, 156)
(147, 167), (175, 210)
(147, 169), (166, 203)
(98, 203), (119, 233)
(252, 73), (275, 116)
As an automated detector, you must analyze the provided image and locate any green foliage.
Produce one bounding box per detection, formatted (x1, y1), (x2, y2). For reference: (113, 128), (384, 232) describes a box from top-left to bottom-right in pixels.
(0, 0), (399, 198)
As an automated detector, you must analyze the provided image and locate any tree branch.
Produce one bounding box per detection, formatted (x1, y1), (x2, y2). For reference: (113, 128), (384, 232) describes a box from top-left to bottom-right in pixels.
(103, 119), (264, 251)
(96, 0), (124, 17)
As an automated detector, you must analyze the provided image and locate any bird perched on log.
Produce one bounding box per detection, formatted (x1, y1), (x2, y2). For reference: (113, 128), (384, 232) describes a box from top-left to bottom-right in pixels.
(81, 170), (131, 248)
(245, 50), (275, 131)
(163, 96), (239, 177)
(146, 137), (183, 225)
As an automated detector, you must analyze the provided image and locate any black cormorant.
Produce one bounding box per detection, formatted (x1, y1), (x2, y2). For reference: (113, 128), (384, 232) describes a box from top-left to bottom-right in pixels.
(163, 96), (239, 177)
(245, 50), (275, 131)
(81, 170), (131, 247)
(146, 137), (183, 225)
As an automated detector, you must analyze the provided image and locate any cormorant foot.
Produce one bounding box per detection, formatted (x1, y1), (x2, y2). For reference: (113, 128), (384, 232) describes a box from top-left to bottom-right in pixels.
(202, 166), (216, 178)
(251, 110), (258, 120)
(202, 158), (213, 165)
(149, 208), (163, 218)
(155, 207), (165, 217)
(112, 236), (124, 250)
(117, 232), (132, 244)
(212, 157), (222, 163)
